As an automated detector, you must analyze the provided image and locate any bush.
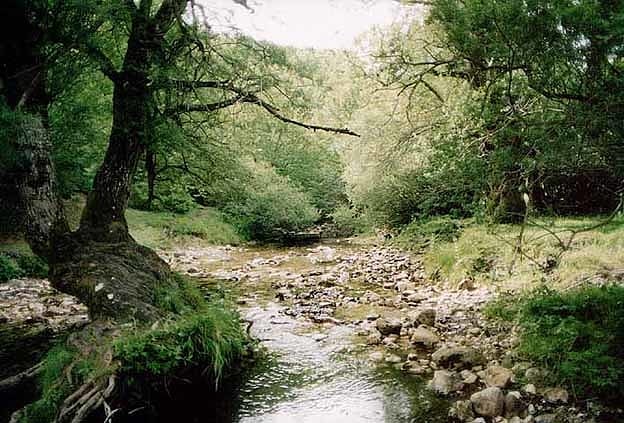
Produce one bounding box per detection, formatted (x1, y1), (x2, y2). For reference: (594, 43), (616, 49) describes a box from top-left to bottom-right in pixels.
(487, 285), (624, 402)
(330, 204), (371, 236)
(393, 216), (461, 250)
(224, 164), (319, 240)
(0, 254), (22, 282)
(114, 306), (247, 381)
(0, 252), (48, 282)
(16, 255), (48, 278)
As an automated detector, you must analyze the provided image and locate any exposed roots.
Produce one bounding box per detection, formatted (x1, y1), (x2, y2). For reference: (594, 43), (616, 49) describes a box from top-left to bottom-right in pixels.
(0, 362), (44, 395)
(56, 375), (116, 423)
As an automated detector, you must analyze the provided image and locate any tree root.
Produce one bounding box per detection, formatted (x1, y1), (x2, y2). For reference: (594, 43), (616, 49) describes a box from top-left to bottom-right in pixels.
(0, 361), (44, 395)
(56, 375), (116, 423)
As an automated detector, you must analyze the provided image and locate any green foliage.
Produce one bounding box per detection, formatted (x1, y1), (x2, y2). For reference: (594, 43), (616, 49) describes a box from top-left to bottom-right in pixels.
(487, 285), (624, 401)
(223, 163), (319, 240)
(114, 305), (247, 382)
(393, 216), (462, 250)
(153, 273), (206, 315)
(0, 255), (23, 282)
(0, 253), (48, 282)
(20, 346), (76, 423)
(127, 207), (242, 248)
(330, 205), (372, 236)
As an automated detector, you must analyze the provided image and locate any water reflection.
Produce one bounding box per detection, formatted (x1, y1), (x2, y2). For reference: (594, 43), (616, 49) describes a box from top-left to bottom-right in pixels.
(228, 304), (448, 423)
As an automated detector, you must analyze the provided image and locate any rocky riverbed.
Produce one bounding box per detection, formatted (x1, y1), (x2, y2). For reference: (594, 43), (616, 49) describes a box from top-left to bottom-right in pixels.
(162, 240), (619, 423)
(1, 240), (620, 422)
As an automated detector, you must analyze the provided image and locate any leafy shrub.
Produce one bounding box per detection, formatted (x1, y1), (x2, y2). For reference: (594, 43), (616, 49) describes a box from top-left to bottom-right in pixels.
(0, 252), (48, 282)
(224, 164), (319, 240)
(393, 216), (461, 250)
(16, 255), (48, 278)
(487, 285), (624, 402)
(330, 204), (371, 236)
(0, 254), (22, 282)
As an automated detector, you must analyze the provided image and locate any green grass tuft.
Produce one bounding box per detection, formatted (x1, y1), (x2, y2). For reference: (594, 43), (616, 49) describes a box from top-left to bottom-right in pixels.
(114, 304), (247, 383)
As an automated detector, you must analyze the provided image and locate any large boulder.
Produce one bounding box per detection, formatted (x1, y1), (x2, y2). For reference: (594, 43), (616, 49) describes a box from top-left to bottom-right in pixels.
(428, 370), (464, 395)
(470, 387), (504, 417)
(484, 365), (513, 388)
(409, 308), (436, 326)
(410, 325), (439, 348)
(431, 346), (485, 370)
(375, 317), (402, 336)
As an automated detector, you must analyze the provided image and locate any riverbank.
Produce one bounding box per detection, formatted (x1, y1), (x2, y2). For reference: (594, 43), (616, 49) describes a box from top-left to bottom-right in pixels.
(163, 238), (623, 422)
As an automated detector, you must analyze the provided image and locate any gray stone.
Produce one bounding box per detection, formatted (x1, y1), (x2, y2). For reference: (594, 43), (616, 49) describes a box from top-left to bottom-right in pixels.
(410, 308), (436, 326)
(504, 391), (526, 418)
(484, 365), (514, 388)
(448, 400), (475, 422)
(542, 387), (568, 404)
(534, 414), (556, 423)
(410, 325), (440, 347)
(432, 346), (485, 370)
(375, 317), (402, 336)
(428, 370), (465, 395)
(470, 387), (504, 417)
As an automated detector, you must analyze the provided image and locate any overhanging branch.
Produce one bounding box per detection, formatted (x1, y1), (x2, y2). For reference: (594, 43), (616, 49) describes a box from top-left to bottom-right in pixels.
(163, 79), (360, 137)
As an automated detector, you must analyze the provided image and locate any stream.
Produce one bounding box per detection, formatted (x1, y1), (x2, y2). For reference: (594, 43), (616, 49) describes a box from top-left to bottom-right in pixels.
(164, 240), (468, 422)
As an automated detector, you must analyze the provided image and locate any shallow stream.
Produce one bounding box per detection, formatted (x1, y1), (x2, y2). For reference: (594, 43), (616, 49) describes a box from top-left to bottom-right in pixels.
(172, 241), (451, 423)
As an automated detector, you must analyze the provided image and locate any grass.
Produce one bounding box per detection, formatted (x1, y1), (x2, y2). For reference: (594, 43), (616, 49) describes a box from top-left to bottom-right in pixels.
(114, 305), (247, 382)
(406, 214), (624, 290)
(485, 285), (624, 402)
(0, 250), (48, 282)
(127, 207), (242, 249)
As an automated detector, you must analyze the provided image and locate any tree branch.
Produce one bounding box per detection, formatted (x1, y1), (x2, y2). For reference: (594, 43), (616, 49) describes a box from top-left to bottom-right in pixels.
(163, 79), (361, 136)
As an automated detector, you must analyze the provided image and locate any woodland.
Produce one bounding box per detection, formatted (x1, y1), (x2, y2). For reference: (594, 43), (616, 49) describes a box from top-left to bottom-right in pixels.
(1, 0), (623, 422)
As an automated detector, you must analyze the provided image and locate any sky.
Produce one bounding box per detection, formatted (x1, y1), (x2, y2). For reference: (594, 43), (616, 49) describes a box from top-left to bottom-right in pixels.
(195, 0), (422, 50)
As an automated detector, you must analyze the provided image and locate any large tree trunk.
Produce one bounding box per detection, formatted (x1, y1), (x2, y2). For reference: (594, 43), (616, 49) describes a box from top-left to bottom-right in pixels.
(0, 0), (69, 261)
(78, 21), (153, 243)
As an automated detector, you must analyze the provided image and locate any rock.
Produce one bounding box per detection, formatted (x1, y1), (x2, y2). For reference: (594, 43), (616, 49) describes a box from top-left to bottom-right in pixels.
(534, 414), (556, 423)
(409, 308), (436, 326)
(504, 391), (525, 418)
(366, 331), (382, 345)
(542, 387), (568, 404)
(460, 369), (478, 384)
(470, 387), (504, 417)
(375, 317), (402, 336)
(449, 400), (475, 422)
(187, 267), (200, 274)
(484, 365), (514, 388)
(369, 351), (384, 362)
(410, 325), (440, 347)
(404, 362), (426, 375)
(472, 418), (487, 423)
(385, 353), (402, 363)
(508, 417), (523, 423)
(523, 384), (537, 395)
(428, 370), (464, 395)
(432, 346), (485, 370)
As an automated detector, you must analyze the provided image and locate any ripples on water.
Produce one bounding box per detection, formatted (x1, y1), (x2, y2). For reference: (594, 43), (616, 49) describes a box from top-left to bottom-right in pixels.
(227, 304), (448, 423)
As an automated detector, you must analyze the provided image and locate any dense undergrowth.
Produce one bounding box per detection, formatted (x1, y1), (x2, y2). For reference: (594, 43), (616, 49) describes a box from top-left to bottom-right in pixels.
(485, 285), (624, 403)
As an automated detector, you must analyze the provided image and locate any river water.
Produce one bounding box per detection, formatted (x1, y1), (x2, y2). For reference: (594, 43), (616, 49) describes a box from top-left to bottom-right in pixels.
(170, 241), (451, 422)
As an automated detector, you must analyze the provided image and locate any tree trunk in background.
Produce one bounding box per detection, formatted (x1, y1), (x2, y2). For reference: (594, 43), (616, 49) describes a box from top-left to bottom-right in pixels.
(146, 149), (157, 210)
